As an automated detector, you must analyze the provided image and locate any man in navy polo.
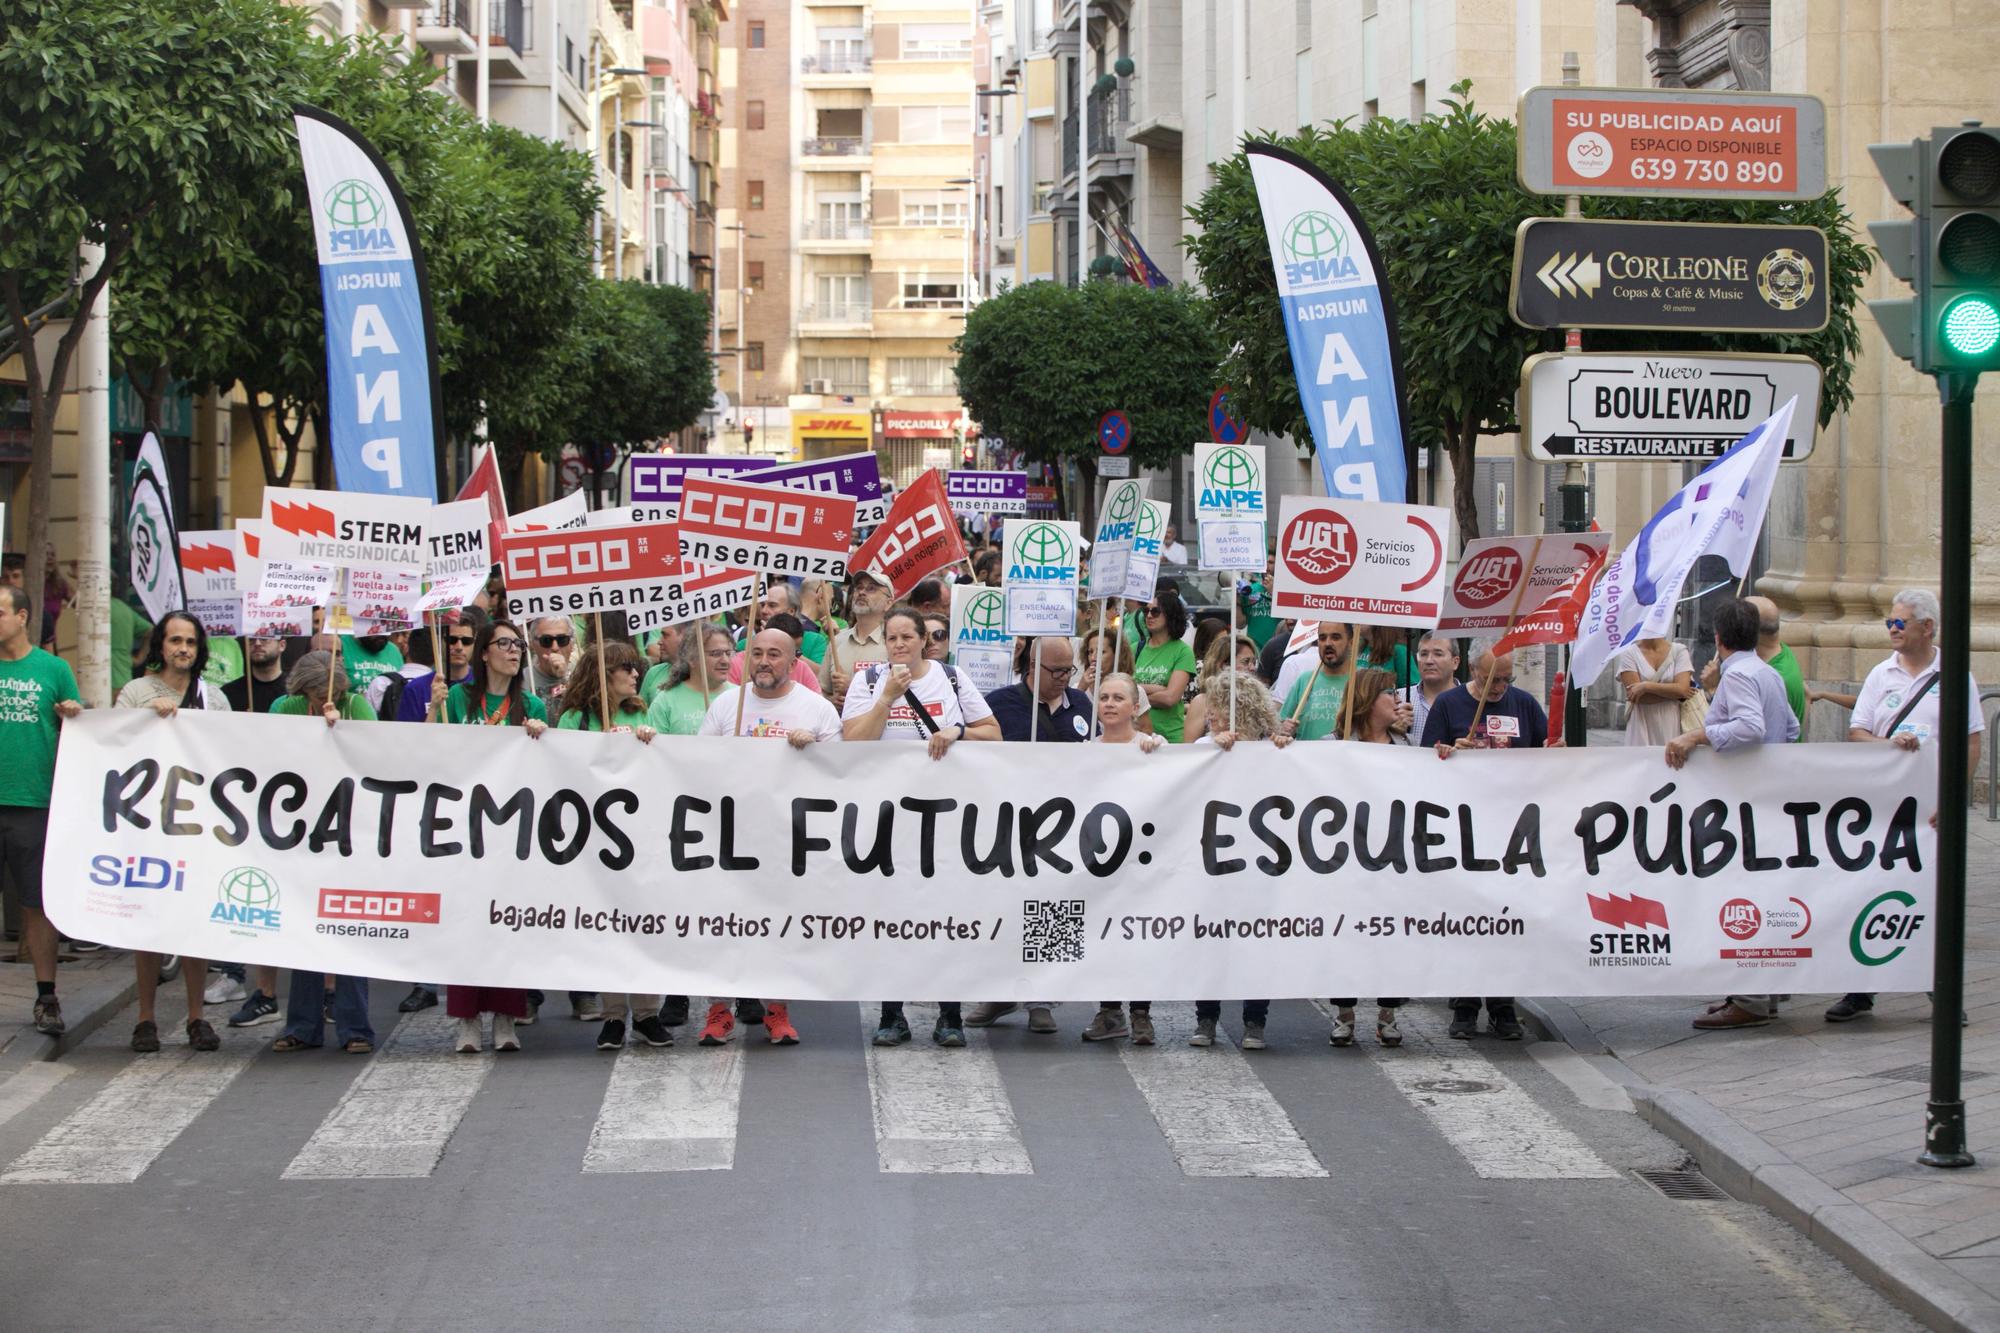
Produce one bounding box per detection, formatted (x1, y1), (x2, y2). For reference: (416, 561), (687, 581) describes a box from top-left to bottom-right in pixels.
(984, 635), (1093, 742)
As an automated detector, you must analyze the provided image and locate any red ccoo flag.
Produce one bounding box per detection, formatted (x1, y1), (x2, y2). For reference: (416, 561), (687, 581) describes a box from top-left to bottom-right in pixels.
(455, 443), (510, 556)
(1587, 892), (1669, 932)
(270, 501), (336, 538)
(1493, 545), (1608, 657)
(848, 469), (966, 599)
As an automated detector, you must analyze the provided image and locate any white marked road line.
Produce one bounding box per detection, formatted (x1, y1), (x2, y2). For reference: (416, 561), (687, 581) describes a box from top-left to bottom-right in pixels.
(861, 1004), (1032, 1174)
(1320, 1003), (1619, 1180)
(281, 1011), (493, 1180)
(2, 1034), (256, 1184)
(0, 1063), (73, 1134)
(1526, 1043), (1637, 1114)
(1117, 1004), (1328, 1178)
(584, 999), (743, 1173)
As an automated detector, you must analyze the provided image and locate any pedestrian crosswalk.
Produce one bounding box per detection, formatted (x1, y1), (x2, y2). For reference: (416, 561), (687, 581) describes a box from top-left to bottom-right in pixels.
(0, 1000), (1620, 1188)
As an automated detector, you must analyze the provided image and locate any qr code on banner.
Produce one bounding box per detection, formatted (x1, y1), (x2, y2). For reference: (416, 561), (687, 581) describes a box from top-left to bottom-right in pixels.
(1022, 899), (1086, 964)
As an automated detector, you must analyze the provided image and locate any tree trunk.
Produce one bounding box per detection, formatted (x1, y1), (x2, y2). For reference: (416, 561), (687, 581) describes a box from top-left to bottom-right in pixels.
(1449, 409), (1481, 547)
(309, 407), (331, 490)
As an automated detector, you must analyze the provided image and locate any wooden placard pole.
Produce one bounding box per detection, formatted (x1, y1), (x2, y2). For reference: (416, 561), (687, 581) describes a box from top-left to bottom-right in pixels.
(427, 614), (445, 722)
(734, 575), (763, 737)
(593, 610), (611, 732)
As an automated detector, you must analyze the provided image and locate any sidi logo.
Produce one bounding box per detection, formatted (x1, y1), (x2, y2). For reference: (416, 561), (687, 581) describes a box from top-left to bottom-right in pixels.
(87, 855), (186, 892)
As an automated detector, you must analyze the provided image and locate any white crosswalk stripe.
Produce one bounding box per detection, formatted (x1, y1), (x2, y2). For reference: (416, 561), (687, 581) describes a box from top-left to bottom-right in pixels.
(584, 999), (744, 1173)
(282, 1010), (493, 1180)
(2, 1026), (256, 1185)
(1319, 1002), (1620, 1180)
(861, 1004), (1032, 1174)
(1115, 1004), (1328, 1178)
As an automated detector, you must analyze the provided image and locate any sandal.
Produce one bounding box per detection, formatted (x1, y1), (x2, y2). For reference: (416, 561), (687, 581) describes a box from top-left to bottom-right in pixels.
(270, 1035), (314, 1052)
(342, 1038), (374, 1054)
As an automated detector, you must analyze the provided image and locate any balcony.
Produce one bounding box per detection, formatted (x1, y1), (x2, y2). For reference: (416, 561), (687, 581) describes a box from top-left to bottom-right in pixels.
(801, 219), (872, 251)
(799, 301), (873, 330)
(485, 0), (527, 78)
(1061, 87), (1133, 178)
(415, 1), (477, 56)
(801, 53), (872, 82)
(802, 137), (870, 169)
(801, 378), (870, 397)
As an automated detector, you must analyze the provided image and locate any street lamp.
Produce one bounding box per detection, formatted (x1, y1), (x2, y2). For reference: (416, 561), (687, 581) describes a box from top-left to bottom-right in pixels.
(945, 178), (975, 316)
(973, 89), (1019, 299)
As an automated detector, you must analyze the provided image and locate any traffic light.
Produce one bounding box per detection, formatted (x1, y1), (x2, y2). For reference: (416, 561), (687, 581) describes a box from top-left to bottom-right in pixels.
(1868, 124), (2000, 375)
(743, 416), (756, 447)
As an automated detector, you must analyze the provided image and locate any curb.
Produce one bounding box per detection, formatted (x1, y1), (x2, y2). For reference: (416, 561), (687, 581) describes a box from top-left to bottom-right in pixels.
(1517, 997), (1610, 1056)
(0, 972), (137, 1076)
(1631, 1083), (2000, 1333)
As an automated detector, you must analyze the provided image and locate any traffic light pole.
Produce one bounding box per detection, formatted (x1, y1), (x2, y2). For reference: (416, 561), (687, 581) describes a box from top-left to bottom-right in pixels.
(1922, 370), (1977, 1169)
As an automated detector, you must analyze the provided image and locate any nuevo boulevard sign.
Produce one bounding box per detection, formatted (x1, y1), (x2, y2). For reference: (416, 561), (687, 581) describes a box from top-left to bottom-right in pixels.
(1511, 218), (1830, 333)
(1520, 352), (1823, 462)
(1517, 86), (1829, 201)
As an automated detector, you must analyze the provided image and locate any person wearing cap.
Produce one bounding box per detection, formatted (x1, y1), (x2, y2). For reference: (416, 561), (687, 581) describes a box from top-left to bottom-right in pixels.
(816, 568), (892, 704)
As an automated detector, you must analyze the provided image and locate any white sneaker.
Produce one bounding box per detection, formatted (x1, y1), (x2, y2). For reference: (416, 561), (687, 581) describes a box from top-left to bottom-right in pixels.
(1329, 1011), (1356, 1047)
(203, 972), (248, 1005)
(1189, 1016), (1217, 1047)
(454, 1018), (482, 1054)
(1376, 1010), (1403, 1047)
(493, 1014), (520, 1052)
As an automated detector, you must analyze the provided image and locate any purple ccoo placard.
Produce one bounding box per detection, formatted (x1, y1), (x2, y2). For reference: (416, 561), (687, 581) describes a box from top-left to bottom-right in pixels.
(626, 454), (776, 521)
(946, 470), (1029, 516)
(752, 451), (888, 527)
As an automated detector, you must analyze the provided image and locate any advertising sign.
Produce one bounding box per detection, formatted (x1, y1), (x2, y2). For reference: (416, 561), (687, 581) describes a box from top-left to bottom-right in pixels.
(259, 487), (430, 575)
(1521, 352), (1822, 462)
(1518, 86), (1828, 201)
(1511, 219), (1830, 334)
(626, 454), (776, 522)
(949, 583), (1014, 694)
(883, 410), (960, 439)
(1270, 496), (1451, 628)
(676, 475), (857, 581)
(946, 471), (1029, 516)
(791, 410), (871, 442)
(1002, 519), (1081, 636)
(499, 521), (685, 620)
(1088, 478), (1147, 598)
(1437, 532), (1614, 633)
(1194, 442), (1267, 522)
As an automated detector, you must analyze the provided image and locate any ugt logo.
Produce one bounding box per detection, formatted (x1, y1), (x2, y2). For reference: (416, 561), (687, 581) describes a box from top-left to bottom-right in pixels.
(1281, 211), (1360, 286)
(1280, 508), (1355, 585)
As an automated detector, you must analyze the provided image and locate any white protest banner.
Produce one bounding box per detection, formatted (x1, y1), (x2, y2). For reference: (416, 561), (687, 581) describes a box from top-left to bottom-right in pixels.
(499, 521), (684, 621)
(507, 491), (588, 533)
(1271, 495), (1451, 629)
(1121, 500), (1171, 603)
(1194, 442), (1267, 522)
(1438, 532), (1614, 633)
(1003, 518), (1080, 636)
(1200, 520), (1267, 572)
(949, 583), (1014, 694)
(48, 711), (1937, 999)
(625, 561), (761, 635)
(677, 474), (857, 581)
(260, 487), (429, 575)
(178, 531), (242, 636)
(414, 574), (489, 616)
(425, 498), (492, 580)
(1088, 478), (1146, 598)
(583, 504), (638, 528)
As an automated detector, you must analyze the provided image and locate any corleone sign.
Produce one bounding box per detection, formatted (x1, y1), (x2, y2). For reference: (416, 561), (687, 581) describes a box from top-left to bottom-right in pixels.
(1521, 352), (1823, 462)
(1517, 86), (1828, 202)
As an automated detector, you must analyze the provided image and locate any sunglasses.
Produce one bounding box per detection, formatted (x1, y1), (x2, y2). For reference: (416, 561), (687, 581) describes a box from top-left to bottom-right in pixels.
(537, 633), (573, 649)
(1885, 618), (1921, 631)
(1145, 606), (1163, 616)
(447, 635), (476, 647)
(927, 629), (949, 642)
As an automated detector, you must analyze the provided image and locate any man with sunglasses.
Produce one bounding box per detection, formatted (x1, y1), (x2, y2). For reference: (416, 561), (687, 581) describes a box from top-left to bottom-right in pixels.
(524, 616), (576, 710)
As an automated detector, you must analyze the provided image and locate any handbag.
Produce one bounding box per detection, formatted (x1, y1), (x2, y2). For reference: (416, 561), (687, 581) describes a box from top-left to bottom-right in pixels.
(1678, 688), (1710, 733)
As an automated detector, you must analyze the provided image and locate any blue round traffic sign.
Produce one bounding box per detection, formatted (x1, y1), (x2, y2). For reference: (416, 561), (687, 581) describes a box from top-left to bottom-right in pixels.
(1209, 387), (1247, 444)
(1097, 409), (1132, 454)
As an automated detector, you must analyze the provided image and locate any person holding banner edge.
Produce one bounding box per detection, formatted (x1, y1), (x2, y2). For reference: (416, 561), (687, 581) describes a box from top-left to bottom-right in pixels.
(843, 607), (999, 1047)
(1083, 674), (1166, 1044)
(1191, 669), (1282, 1048)
(1330, 667), (1411, 1048)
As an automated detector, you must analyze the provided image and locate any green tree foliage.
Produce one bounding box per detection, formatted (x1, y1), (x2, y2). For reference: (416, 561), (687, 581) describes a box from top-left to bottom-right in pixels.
(1185, 85), (1872, 542)
(953, 280), (1221, 514)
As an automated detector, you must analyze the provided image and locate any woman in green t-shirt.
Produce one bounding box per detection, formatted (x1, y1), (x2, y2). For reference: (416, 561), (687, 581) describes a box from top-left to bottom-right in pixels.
(646, 623), (733, 736)
(443, 620), (549, 734)
(1133, 587), (1198, 743)
(556, 641), (656, 740)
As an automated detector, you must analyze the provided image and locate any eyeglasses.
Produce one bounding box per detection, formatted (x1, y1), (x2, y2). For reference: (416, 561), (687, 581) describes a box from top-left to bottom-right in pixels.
(489, 638), (524, 652)
(446, 635), (476, 647)
(536, 633), (573, 649)
(1040, 663), (1077, 680)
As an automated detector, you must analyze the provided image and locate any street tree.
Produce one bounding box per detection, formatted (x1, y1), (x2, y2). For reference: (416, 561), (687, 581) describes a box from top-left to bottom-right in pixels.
(1185, 84), (1872, 543)
(953, 279), (1220, 519)
(0, 0), (310, 627)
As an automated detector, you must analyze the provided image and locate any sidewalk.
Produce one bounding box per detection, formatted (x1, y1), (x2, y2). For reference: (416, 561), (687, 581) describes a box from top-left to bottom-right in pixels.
(0, 945), (136, 1070)
(1533, 793), (2000, 1332)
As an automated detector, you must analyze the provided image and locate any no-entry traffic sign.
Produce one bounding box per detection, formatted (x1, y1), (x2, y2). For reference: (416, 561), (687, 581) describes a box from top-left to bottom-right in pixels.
(1517, 86), (1828, 201)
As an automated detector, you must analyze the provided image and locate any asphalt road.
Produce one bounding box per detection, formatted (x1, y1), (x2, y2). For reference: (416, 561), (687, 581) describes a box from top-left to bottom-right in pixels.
(0, 991), (1920, 1332)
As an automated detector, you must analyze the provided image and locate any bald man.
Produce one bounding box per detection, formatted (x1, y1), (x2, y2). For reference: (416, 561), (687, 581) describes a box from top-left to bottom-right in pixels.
(1701, 596), (1805, 736)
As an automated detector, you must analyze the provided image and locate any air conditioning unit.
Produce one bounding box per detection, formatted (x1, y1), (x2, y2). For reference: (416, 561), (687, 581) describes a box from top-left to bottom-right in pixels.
(807, 379), (833, 394)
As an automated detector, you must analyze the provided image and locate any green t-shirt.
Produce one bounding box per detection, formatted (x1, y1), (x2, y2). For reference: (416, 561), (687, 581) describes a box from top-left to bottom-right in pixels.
(647, 681), (722, 736)
(555, 703), (648, 732)
(1358, 640), (1415, 689)
(202, 634), (244, 689)
(640, 661), (677, 704)
(340, 638), (404, 692)
(1134, 637), (1199, 743)
(0, 648), (82, 808)
(1281, 668), (1350, 741)
(110, 600), (151, 695)
(444, 684), (547, 727)
(1769, 643), (1808, 739)
(802, 630), (829, 665)
(270, 693), (378, 721)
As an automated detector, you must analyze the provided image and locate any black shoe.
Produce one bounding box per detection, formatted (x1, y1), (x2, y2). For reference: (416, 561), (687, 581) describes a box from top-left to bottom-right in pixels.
(187, 1018), (221, 1052)
(1448, 1007), (1478, 1039)
(1488, 1006), (1524, 1041)
(736, 998), (766, 1026)
(398, 985), (438, 1013)
(661, 995), (690, 1026)
(630, 1014), (674, 1047)
(1826, 994), (1875, 1022)
(131, 1020), (160, 1053)
(596, 1019), (626, 1051)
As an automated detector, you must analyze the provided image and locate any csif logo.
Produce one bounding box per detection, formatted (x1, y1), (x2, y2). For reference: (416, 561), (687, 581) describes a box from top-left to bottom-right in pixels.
(1850, 890), (1924, 966)
(960, 589), (1009, 642)
(323, 178), (394, 257)
(1281, 210), (1361, 286)
(212, 867), (282, 933)
(87, 854), (187, 892)
(1009, 522), (1075, 580)
(1201, 446), (1263, 513)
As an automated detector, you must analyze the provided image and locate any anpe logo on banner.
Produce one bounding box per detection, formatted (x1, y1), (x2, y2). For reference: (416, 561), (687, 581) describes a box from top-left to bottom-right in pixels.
(1850, 890), (1925, 967)
(1009, 523), (1076, 579)
(1105, 483), (1141, 526)
(1200, 447), (1264, 514)
(1453, 550), (1523, 608)
(213, 867), (282, 934)
(1587, 891), (1671, 966)
(1280, 211), (1360, 287)
(1281, 508), (1357, 584)
(86, 855), (187, 892)
(319, 889), (442, 924)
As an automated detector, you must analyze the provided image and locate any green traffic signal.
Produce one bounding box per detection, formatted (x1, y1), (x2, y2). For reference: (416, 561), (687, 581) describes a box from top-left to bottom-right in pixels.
(1941, 293), (2000, 358)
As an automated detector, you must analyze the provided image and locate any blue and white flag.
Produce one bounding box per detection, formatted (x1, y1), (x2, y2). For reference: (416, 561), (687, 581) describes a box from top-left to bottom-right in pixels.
(1246, 144), (1410, 504)
(294, 106), (442, 500)
(1570, 397), (1796, 687)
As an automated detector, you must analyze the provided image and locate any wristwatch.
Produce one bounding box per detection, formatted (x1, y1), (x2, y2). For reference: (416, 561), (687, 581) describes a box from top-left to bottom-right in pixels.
(955, 722), (967, 740)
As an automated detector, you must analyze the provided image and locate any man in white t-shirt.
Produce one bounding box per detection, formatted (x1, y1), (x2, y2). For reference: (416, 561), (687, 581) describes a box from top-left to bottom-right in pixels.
(1160, 525), (1189, 565)
(1825, 587), (1983, 1025)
